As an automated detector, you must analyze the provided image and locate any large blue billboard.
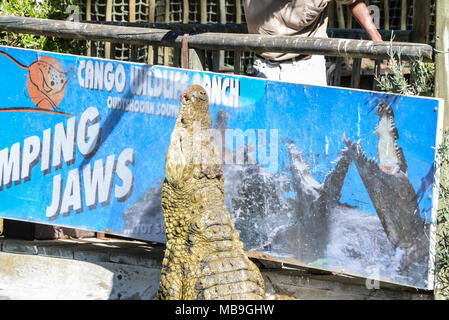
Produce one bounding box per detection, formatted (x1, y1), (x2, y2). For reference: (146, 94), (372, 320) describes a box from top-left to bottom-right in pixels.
(0, 45), (443, 289)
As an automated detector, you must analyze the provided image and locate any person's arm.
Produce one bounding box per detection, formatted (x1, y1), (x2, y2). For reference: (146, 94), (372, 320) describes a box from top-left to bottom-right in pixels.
(347, 0), (382, 41)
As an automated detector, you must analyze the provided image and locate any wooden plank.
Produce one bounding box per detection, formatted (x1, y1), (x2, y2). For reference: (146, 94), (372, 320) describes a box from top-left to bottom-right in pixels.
(262, 270), (432, 300)
(0, 16), (432, 61)
(411, 0), (431, 43)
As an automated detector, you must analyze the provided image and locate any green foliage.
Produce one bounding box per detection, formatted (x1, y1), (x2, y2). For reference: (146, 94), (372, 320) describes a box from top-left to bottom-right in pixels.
(436, 130), (449, 299)
(0, 0), (86, 54)
(375, 39), (435, 97)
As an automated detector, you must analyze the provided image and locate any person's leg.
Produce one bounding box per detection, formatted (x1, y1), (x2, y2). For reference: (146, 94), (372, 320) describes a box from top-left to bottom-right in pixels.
(280, 55), (327, 86)
(252, 56), (281, 81)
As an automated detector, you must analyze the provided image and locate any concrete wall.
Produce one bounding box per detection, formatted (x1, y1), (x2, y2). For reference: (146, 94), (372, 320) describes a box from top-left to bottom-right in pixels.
(0, 238), (433, 300)
(0, 238), (163, 300)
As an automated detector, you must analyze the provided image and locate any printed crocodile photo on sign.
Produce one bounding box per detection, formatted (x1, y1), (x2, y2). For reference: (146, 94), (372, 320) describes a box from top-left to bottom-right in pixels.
(0, 45), (443, 290)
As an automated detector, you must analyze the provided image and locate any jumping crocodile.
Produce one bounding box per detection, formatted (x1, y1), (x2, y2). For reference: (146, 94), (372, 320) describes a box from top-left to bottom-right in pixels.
(271, 141), (353, 264)
(344, 101), (429, 268)
(158, 85), (266, 300)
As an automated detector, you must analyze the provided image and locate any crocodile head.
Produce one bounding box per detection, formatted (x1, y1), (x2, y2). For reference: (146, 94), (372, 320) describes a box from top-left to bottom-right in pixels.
(165, 85), (221, 187)
(179, 84), (211, 130)
(376, 101), (395, 118)
(373, 101), (407, 175)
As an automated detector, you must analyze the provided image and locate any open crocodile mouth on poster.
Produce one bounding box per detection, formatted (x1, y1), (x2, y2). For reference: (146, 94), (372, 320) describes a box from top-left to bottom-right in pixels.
(0, 45), (443, 289)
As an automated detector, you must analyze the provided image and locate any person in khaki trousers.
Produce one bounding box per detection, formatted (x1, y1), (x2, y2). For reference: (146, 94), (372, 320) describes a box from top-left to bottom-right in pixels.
(243, 0), (382, 86)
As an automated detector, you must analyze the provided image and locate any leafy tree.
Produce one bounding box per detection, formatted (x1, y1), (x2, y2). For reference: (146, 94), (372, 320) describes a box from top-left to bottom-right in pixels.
(0, 0), (86, 54)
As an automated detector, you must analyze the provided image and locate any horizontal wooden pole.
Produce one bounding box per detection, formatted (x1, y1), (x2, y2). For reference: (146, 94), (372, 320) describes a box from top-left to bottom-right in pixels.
(0, 15), (432, 61)
(81, 21), (412, 42)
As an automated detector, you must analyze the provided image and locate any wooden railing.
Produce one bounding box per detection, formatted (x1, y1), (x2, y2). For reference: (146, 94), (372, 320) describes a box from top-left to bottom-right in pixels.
(0, 15), (433, 90)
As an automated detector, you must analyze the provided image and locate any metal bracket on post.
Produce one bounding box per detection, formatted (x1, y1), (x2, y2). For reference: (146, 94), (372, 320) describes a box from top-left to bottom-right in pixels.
(182, 33), (190, 69)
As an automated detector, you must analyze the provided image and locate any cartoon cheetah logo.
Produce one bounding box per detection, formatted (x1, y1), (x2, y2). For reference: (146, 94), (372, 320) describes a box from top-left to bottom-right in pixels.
(0, 51), (74, 114)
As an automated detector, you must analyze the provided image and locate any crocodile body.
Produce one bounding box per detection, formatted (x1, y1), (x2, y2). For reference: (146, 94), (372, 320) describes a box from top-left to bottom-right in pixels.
(270, 141), (352, 263)
(344, 102), (428, 267)
(158, 85), (265, 300)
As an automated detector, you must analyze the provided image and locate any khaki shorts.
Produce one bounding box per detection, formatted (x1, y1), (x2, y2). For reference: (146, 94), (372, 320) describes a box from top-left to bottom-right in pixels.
(253, 55), (327, 86)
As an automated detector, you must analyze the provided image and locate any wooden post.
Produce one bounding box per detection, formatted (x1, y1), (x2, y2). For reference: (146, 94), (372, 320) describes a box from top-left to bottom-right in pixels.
(200, 0), (207, 24)
(336, 3), (345, 29)
(164, 0), (171, 65)
(164, 0), (171, 23)
(234, 0), (242, 74)
(383, 0), (389, 30)
(435, 0), (449, 300)
(411, 0), (431, 43)
(105, 0), (113, 59)
(130, 0), (137, 61)
(86, 0), (92, 56)
(173, 0), (190, 67)
(215, 0), (226, 71)
(346, 6), (352, 29)
(351, 58), (362, 88)
(200, 0), (208, 69)
(328, 1), (335, 28)
(129, 0), (136, 21)
(372, 59), (381, 91)
(183, 0), (189, 23)
(400, 0), (407, 30)
(235, 0), (242, 24)
(435, 1), (449, 127)
(147, 0), (156, 65)
(189, 49), (205, 71)
(333, 57), (343, 86)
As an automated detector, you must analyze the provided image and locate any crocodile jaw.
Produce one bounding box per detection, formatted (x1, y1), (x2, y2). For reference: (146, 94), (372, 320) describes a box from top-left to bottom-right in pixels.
(375, 115), (401, 174)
